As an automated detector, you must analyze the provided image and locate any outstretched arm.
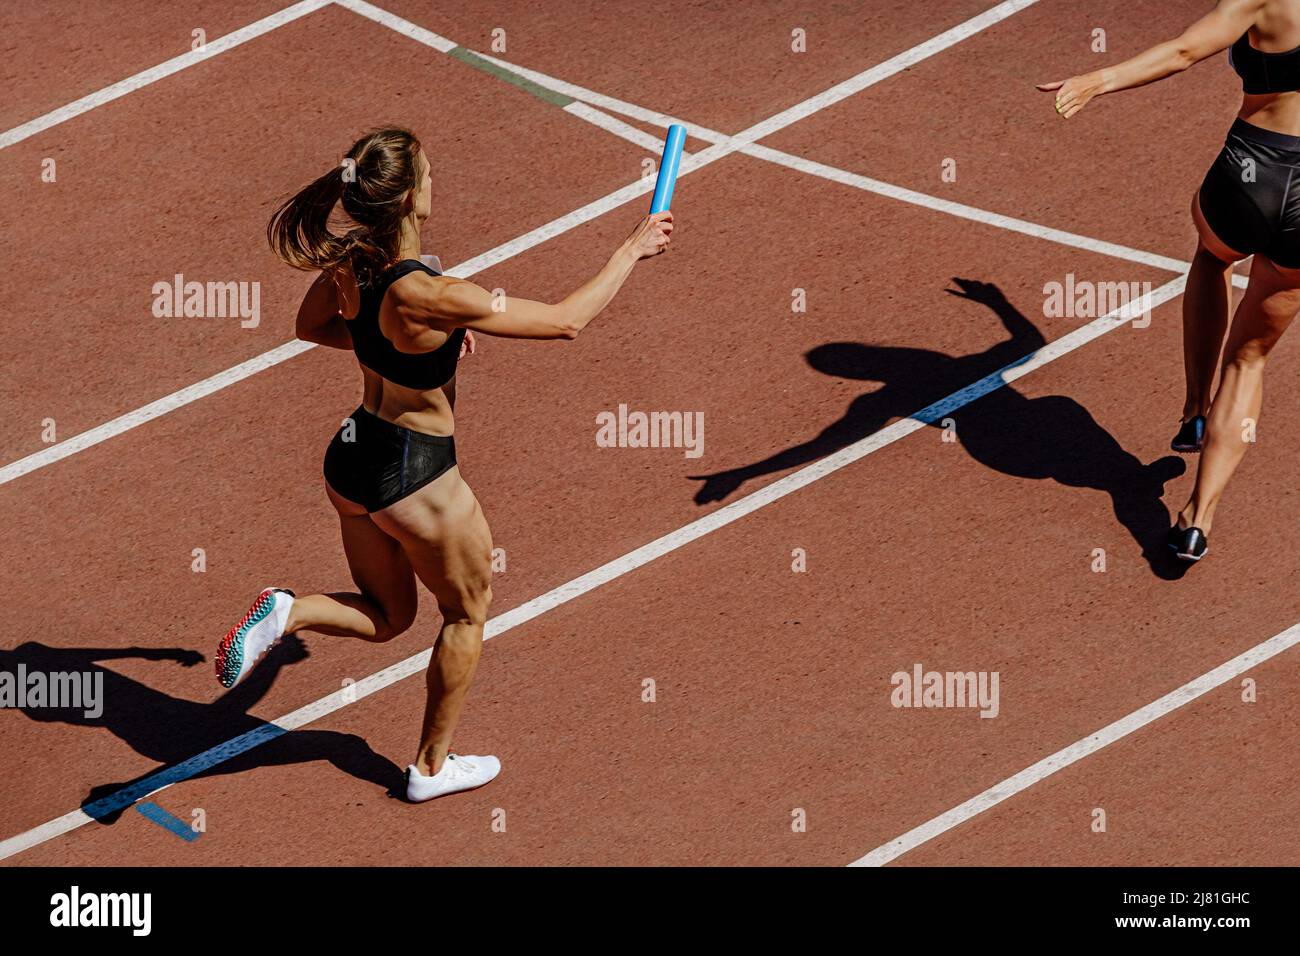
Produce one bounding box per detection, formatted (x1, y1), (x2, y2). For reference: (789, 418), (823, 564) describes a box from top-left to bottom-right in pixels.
(1039, 0), (1266, 118)
(383, 213), (673, 347)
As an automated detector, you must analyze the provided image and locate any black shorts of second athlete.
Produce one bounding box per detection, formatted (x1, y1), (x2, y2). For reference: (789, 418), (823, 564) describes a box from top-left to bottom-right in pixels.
(1199, 117), (1300, 267)
(323, 405), (457, 512)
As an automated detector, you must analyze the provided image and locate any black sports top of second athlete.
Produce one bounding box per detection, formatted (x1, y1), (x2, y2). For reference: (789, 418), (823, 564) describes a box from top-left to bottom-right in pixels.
(345, 259), (465, 390)
(1230, 31), (1300, 94)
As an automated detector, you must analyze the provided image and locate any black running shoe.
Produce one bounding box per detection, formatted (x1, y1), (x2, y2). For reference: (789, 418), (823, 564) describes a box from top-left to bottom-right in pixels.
(1171, 416), (1206, 453)
(1166, 524), (1208, 562)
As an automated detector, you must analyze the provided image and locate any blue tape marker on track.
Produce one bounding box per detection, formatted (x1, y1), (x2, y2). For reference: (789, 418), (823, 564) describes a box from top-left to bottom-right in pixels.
(135, 802), (201, 842)
(649, 124), (686, 214)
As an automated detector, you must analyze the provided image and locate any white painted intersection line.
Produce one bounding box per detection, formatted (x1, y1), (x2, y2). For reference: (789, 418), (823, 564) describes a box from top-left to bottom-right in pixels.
(0, 0), (1038, 485)
(478, 0), (1038, 152)
(0, 0), (1275, 875)
(333, 0), (456, 52)
(337, 1), (689, 156)
(372, 1), (1252, 290)
(0, 271), (1186, 863)
(340, 0), (1043, 179)
(359, 0), (1275, 871)
(0, 174), (667, 487)
(0, 340), (313, 486)
(0, 1), (1058, 861)
(562, 102), (678, 156)
(742, 0), (1045, 145)
(468, 48), (1253, 288)
(853, 618), (1300, 866)
(0, 0), (331, 150)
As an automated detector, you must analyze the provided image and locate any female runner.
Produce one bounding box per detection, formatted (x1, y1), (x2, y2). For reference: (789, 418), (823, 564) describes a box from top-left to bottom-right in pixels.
(1041, 0), (1300, 560)
(214, 127), (673, 798)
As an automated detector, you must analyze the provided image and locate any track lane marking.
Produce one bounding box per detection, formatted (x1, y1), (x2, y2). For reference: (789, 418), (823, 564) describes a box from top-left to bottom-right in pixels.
(2, 0), (1272, 870)
(0, 0), (332, 150)
(0, 276), (1185, 862)
(461, 47), (1253, 287)
(2, 0), (1104, 862)
(852, 619), (1300, 866)
(345, 0), (1275, 872)
(562, 102), (681, 156)
(0, 341), (314, 486)
(0, 171), (697, 487)
(1, 0), (1044, 483)
(331, 0), (456, 52)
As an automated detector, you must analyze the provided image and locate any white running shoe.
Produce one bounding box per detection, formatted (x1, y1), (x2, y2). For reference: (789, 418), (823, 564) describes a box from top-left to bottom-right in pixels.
(215, 587), (295, 688)
(406, 754), (501, 802)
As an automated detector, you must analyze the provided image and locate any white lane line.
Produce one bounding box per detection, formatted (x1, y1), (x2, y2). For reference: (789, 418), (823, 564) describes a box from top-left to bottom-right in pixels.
(438, 164), (698, 281)
(8, 0), (1259, 867)
(363, 0), (1268, 870)
(1, 0), (1030, 485)
(0, 0), (1052, 858)
(853, 618), (1300, 866)
(374, 2), (1227, 284)
(0, 0), (331, 150)
(446, 0), (1043, 159)
(332, 0), (456, 52)
(743, 142), (1251, 291)
(356, 0), (1041, 148)
(737, 144), (1190, 273)
(478, 0), (1042, 151)
(563, 101), (677, 156)
(0, 341), (313, 486)
(0, 273), (1186, 863)
(740, 0), (1042, 143)
(0, 169), (684, 488)
(337, 3), (681, 155)
(467, 49), (1242, 283)
(476, 50), (693, 131)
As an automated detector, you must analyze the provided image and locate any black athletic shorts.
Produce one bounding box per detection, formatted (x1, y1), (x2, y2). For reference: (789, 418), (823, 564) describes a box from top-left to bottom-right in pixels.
(323, 405), (457, 512)
(1199, 118), (1300, 268)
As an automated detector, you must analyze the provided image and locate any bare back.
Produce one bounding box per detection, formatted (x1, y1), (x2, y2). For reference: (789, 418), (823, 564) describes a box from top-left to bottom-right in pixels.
(1241, 0), (1300, 132)
(335, 262), (460, 438)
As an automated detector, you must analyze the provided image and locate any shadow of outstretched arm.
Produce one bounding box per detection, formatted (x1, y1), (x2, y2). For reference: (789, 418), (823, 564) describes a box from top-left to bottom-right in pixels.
(688, 340), (938, 504)
(13, 643), (205, 668)
(688, 408), (885, 504)
(946, 278), (1047, 371)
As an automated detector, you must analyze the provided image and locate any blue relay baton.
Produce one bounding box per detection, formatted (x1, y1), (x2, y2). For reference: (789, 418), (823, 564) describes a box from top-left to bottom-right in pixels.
(649, 124), (686, 214)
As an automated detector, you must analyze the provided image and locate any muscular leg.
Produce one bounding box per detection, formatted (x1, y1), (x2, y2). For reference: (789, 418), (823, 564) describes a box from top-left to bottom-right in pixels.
(371, 467), (494, 776)
(1183, 193), (1240, 421)
(283, 484), (418, 642)
(1180, 255), (1300, 534)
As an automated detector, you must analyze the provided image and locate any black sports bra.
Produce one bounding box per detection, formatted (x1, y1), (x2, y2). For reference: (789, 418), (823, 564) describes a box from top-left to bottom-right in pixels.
(1229, 31), (1300, 94)
(346, 259), (465, 391)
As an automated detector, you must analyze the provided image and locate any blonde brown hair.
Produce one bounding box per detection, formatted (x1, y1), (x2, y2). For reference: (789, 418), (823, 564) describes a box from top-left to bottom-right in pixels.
(267, 126), (423, 285)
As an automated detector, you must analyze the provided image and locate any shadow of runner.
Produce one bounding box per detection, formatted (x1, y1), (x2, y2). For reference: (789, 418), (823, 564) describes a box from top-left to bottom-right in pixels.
(0, 636), (404, 827)
(689, 279), (1188, 579)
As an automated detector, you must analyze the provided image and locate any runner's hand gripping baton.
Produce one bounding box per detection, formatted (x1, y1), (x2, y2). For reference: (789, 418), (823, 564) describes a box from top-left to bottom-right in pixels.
(649, 125), (686, 214)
